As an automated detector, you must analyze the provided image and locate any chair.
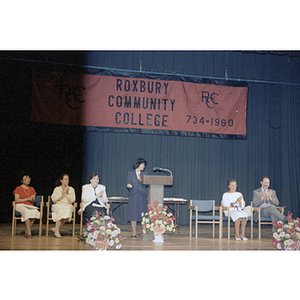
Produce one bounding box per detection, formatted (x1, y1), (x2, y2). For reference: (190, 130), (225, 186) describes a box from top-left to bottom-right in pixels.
(11, 195), (44, 236)
(251, 202), (284, 239)
(189, 200), (222, 239)
(79, 202), (110, 235)
(221, 201), (258, 239)
(46, 196), (77, 237)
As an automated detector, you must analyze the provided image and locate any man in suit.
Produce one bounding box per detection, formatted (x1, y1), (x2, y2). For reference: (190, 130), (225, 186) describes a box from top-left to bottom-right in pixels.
(81, 172), (108, 224)
(252, 176), (285, 223)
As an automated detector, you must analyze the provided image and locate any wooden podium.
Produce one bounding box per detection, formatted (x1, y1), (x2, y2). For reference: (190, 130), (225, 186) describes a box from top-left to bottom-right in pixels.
(141, 175), (173, 206)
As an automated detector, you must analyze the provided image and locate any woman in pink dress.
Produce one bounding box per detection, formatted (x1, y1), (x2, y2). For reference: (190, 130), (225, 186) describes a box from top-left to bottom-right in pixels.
(13, 174), (40, 238)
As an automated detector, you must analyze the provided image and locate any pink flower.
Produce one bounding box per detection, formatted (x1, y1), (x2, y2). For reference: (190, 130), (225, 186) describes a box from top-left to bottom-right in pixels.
(286, 212), (293, 223)
(273, 221), (283, 228)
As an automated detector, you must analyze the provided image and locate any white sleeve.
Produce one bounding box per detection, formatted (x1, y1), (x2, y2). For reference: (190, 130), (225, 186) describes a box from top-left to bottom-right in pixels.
(222, 193), (230, 207)
(81, 185), (94, 206)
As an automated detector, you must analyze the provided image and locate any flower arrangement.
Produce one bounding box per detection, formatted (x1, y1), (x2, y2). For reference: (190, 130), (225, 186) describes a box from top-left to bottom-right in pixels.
(79, 211), (125, 250)
(141, 200), (176, 235)
(272, 212), (300, 250)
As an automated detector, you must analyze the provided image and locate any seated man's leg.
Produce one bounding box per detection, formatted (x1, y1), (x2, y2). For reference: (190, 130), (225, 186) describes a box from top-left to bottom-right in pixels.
(262, 205), (285, 222)
(269, 206), (285, 223)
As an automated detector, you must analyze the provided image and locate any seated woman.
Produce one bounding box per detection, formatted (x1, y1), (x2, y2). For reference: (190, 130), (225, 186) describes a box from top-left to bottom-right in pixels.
(222, 179), (248, 241)
(13, 173), (40, 239)
(51, 174), (76, 238)
(81, 172), (108, 224)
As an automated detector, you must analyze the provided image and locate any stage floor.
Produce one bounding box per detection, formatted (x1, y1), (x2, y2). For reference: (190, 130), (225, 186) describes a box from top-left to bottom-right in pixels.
(0, 223), (277, 251)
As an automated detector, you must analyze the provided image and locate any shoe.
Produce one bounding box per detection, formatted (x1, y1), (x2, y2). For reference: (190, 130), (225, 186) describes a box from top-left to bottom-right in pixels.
(54, 232), (62, 238)
(235, 236), (241, 241)
(131, 235), (137, 238)
(25, 233), (32, 239)
(241, 236), (248, 241)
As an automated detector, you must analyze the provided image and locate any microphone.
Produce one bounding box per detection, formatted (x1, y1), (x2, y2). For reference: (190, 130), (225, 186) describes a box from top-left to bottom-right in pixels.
(153, 167), (172, 176)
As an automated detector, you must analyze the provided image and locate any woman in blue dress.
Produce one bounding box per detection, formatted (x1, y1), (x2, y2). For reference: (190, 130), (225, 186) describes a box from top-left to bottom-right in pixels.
(126, 158), (148, 238)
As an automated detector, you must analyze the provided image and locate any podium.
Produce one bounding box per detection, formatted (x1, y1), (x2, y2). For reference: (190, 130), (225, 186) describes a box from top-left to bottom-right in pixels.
(141, 175), (173, 206)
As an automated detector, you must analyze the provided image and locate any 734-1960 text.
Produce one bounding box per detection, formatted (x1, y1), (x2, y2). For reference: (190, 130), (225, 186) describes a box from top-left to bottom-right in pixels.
(186, 115), (234, 127)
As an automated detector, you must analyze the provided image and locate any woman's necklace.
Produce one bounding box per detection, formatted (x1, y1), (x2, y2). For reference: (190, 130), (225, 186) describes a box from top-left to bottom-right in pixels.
(22, 185), (30, 195)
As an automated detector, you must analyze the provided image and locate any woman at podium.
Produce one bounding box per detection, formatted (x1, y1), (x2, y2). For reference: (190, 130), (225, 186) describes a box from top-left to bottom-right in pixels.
(126, 158), (148, 238)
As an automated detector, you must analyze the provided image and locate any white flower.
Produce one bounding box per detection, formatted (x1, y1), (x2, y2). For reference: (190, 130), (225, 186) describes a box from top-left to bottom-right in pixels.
(273, 232), (278, 238)
(109, 240), (114, 247)
(277, 243), (282, 250)
(88, 232), (93, 239)
(91, 217), (96, 221)
(279, 231), (285, 238)
(111, 231), (116, 237)
(87, 225), (92, 231)
(107, 222), (113, 229)
(104, 216), (110, 220)
(116, 244), (122, 249)
(100, 226), (106, 231)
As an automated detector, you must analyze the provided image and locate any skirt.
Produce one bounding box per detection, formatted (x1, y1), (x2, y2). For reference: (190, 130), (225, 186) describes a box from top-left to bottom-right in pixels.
(230, 210), (248, 222)
(15, 204), (40, 222)
(51, 204), (73, 222)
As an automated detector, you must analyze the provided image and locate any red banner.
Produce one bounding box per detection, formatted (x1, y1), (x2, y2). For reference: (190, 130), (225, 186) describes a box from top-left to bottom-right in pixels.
(31, 70), (248, 135)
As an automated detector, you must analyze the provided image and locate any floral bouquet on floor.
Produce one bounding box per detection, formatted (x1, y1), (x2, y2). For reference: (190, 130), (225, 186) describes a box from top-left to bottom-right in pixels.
(141, 200), (176, 235)
(272, 212), (300, 250)
(79, 211), (125, 251)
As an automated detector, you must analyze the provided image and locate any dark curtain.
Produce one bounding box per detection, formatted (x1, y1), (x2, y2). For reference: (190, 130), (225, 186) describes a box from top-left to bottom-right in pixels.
(1, 51), (300, 225)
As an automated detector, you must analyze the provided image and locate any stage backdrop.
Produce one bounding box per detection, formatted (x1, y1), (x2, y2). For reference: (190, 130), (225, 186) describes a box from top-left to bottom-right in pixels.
(31, 70), (248, 138)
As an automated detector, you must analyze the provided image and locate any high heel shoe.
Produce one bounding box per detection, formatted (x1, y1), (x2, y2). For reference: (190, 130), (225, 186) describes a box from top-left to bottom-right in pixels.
(241, 236), (248, 241)
(235, 236), (241, 241)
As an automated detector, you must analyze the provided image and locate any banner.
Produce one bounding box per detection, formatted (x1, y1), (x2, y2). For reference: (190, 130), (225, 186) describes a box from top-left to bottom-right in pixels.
(31, 70), (248, 137)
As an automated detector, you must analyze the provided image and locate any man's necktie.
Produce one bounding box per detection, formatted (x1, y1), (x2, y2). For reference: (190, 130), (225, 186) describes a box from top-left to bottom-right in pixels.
(265, 189), (269, 204)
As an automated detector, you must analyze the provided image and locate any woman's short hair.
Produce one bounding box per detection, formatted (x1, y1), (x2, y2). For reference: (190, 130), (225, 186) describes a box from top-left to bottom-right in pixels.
(132, 158), (147, 170)
(20, 172), (31, 182)
(227, 178), (237, 186)
(89, 172), (99, 180)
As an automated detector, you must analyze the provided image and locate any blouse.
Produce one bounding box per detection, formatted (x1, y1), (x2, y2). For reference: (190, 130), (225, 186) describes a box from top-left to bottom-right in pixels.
(13, 186), (37, 206)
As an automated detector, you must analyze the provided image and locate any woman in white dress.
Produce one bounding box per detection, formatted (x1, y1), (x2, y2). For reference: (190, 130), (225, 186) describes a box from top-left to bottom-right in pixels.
(222, 179), (248, 241)
(51, 174), (76, 238)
